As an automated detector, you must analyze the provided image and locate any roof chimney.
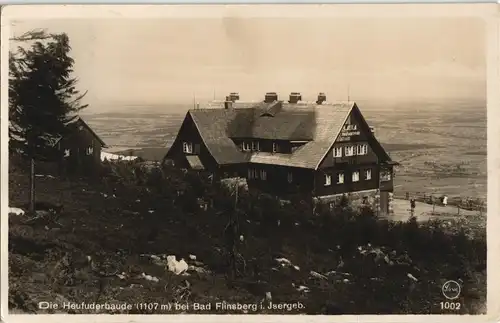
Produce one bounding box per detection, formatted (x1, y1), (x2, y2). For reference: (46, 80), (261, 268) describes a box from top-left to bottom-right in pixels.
(224, 96), (233, 109)
(264, 92), (278, 103)
(288, 92), (302, 104)
(229, 92), (240, 102)
(317, 92), (327, 105)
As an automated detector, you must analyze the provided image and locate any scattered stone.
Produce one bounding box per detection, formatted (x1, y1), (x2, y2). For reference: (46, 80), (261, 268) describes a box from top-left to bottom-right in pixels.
(188, 265), (210, 275)
(129, 284), (143, 288)
(407, 273), (418, 282)
(141, 272), (159, 282)
(310, 271), (328, 280)
(275, 258), (292, 266)
(166, 255), (189, 275)
(293, 283), (310, 293)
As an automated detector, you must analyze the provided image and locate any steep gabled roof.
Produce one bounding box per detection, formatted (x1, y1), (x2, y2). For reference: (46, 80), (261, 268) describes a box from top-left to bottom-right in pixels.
(185, 101), (357, 169)
(52, 116), (107, 148)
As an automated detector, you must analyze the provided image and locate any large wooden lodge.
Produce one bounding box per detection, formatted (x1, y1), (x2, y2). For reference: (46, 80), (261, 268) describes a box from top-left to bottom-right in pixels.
(163, 92), (397, 212)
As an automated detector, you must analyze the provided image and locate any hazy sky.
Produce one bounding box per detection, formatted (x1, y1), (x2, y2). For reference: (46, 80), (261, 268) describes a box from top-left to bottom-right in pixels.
(11, 17), (486, 112)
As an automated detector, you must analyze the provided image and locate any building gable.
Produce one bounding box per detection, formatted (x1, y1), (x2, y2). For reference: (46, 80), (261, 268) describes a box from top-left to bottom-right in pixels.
(332, 104), (391, 161)
(349, 104), (391, 162)
(164, 113), (199, 159)
(71, 118), (107, 148)
(163, 112), (219, 169)
(315, 103), (392, 169)
(53, 116), (106, 150)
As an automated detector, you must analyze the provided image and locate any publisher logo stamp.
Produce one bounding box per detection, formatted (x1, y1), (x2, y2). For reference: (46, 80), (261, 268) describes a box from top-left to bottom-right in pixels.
(442, 280), (461, 300)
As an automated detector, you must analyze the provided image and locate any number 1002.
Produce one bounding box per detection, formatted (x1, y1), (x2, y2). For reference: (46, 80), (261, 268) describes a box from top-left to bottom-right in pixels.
(440, 302), (461, 310)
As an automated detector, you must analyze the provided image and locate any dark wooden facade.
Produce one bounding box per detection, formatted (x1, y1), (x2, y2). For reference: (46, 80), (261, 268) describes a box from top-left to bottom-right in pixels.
(313, 106), (394, 196)
(164, 113), (242, 178)
(165, 104), (394, 199)
(56, 118), (106, 175)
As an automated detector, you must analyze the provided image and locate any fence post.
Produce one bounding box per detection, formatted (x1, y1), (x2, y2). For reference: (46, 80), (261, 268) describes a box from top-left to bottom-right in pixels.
(432, 203), (435, 215)
(457, 205), (460, 216)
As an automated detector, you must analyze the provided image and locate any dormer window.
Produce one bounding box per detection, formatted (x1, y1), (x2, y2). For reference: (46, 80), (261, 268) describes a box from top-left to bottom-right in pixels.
(183, 142), (193, 153)
(242, 142), (251, 152)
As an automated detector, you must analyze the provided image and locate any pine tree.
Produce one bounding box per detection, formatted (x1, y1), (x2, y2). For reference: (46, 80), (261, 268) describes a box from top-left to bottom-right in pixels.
(9, 30), (88, 212)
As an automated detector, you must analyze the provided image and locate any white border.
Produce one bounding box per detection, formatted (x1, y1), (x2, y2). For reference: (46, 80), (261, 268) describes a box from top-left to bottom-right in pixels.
(1, 4), (499, 323)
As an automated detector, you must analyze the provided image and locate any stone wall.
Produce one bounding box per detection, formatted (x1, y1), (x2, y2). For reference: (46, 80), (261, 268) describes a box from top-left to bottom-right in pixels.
(313, 189), (394, 216)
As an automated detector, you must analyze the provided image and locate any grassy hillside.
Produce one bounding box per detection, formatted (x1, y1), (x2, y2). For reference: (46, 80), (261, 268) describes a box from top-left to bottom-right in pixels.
(8, 160), (486, 315)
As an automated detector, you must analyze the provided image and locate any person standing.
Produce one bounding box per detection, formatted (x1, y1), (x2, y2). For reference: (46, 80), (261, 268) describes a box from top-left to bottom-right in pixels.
(410, 198), (416, 217)
(443, 195), (448, 207)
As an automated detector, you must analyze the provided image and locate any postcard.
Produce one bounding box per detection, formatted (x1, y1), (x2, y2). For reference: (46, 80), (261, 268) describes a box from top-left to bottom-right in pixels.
(1, 3), (499, 323)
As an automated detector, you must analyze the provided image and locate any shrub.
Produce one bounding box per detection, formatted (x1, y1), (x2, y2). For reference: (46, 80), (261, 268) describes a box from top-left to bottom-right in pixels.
(11, 160), (483, 314)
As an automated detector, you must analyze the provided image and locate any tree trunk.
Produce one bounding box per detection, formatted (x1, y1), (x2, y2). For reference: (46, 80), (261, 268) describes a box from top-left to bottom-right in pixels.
(29, 157), (35, 212)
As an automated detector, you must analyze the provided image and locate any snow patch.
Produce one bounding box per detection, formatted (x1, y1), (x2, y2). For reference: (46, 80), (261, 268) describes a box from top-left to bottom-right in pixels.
(8, 207), (25, 216)
(101, 151), (138, 162)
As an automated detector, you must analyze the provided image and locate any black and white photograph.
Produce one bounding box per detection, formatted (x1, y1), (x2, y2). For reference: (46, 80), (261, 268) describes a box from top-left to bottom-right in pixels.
(2, 3), (498, 319)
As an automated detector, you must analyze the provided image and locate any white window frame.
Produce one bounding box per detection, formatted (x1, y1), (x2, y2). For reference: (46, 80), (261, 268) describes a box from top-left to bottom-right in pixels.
(86, 146), (94, 156)
(260, 170), (267, 180)
(345, 145), (355, 157)
(333, 147), (342, 158)
(364, 169), (372, 180)
(182, 142), (193, 153)
(287, 172), (293, 183)
(248, 168), (259, 179)
(357, 144), (368, 155)
(252, 141), (260, 152)
(324, 174), (332, 186)
(242, 142), (251, 152)
(352, 171), (360, 182)
(337, 172), (345, 184)
(272, 142), (278, 153)
(64, 149), (71, 157)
